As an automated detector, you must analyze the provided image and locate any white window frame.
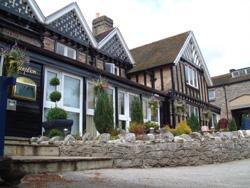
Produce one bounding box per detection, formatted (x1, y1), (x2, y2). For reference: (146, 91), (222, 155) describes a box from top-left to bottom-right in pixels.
(208, 90), (216, 101)
(105, 63), (115, 74)
(115, 66), (120, 76)
(43, 67), (83, 135)
(142, 97), (160, 124)
(185, 65), (198, 89)
(187, 104), (199, 118)
(118, 90), (129, 129)
(0, 55), (4, 76)
(56, 42), (76, 60)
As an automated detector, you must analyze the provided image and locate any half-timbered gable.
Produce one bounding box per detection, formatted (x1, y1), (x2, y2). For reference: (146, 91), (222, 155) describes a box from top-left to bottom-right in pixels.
(128, 31), (219, 127)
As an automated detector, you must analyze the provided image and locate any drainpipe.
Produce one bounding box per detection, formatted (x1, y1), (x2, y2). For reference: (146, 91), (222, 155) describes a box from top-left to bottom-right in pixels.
(223, 85), (229, 120)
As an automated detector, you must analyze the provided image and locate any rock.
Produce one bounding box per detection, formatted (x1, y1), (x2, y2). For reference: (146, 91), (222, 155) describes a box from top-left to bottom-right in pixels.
(49, 136), (63, 142)
(190, 132), (202, 140)
(82, 133), (92, 142)
(238, 130), (245, 138)
(124, 133), (136, 142)
(146, 134), (155, 141)
(174, 136), (185, 143)
(220, 132), (233, 140)
(39, 141), (49, 145)
(161, 132), (174, 142)
(203, 132), (214, 140)
(179, 134), (192, 141)
(37, 136), (49, 144)
(98, 133), (110, 143)
(30, 137), (39, 143)
(213, 137), (222, 142)
(244, 130), (250, 138)
(63, 134), (76, 145)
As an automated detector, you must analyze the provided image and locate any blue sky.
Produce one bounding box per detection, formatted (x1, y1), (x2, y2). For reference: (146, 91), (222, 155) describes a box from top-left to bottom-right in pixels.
(36, 0), (250, 76)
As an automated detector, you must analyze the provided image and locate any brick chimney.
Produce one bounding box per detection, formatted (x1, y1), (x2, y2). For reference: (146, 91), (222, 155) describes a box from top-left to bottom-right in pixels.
(92, 15), (113, 36)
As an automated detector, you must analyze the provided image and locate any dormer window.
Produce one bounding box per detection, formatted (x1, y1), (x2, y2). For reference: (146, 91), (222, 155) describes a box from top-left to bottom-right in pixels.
(231, 67), (250, 78)
(105, 63), (115, 74)
(56, 42), (76, 60)
(185, 65), (198, 88)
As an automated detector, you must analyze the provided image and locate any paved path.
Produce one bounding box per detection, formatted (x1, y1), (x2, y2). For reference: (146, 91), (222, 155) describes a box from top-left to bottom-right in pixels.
(19, 159), (250, 188)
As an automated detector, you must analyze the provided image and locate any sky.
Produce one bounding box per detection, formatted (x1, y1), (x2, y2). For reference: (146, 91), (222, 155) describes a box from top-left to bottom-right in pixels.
(36, 0), (250, 76)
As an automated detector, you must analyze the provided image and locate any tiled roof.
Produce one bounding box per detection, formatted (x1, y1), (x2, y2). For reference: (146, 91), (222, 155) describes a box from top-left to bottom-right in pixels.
(129, 31), (190, 73)
(95, 28), (114, 42)
(212, 73), (250, 86)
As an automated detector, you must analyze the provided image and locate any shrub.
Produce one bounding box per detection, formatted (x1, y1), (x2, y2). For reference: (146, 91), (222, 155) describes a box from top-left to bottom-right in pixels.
(110, 128), (120, 137)
(72, 134), (82, 140)
(49, 91), (61, 102)
(187, 113), (200, 132)
(131, 97), (143, 124)
(129, 122), (145, 135)
(229, 119), (237, 131)
(47, 107), (67, 120)
(94, 91), (114, 134)
(175, 121), (192, 136)
(218, 118), (228, 130)
(163, 124), (176, 136)
(47, 129), (64, 138)
(50, 77), (60, 86)
(144, 121), (160, 133)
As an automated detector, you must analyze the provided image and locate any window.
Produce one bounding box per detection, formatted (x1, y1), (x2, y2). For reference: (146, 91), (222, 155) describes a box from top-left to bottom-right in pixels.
(232, 68), (250, 77)
(211, 113), (218, 129)
(115, 66), (120, 76)
(118, 92), (125, 115)
(0, 55), (3, 76)
(56, 42), (76, 59)
(187, 104), (199, 117)
(208, 90), (216, 101)
(129, 94), (137, 117)
(185, 65), (198, 88)
(43, 68), (83, 135)
(87, 82), (95, 114)
(142, 98), (148, 120)
(105, 63), (114, 74)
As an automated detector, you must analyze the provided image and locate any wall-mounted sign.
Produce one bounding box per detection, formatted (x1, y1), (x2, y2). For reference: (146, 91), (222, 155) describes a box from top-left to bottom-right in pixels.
(18, 66), (37, 75)
(12, 77), (37, 101)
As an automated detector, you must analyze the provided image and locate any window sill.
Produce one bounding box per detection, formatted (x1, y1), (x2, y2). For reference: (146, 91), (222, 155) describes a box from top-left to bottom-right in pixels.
(186, 83), (199, 90)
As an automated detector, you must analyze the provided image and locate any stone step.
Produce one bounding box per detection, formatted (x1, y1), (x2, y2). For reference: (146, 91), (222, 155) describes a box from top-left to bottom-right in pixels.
(5, 136), (30, 145)
(0, 156), (113, 184)
(4, 143), (60, 156)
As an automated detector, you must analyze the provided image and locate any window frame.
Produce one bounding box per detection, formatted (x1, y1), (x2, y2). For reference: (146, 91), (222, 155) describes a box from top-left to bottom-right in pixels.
(185, 65), (198, 89)
(56, 42), (76, 60)
(208, 90), (216, 101)
(0, 55), (3, 76)
(105, 63), (115, 74)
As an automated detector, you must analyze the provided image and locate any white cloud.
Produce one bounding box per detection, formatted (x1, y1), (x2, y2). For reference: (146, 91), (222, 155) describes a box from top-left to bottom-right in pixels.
(36, 0), (250, 76)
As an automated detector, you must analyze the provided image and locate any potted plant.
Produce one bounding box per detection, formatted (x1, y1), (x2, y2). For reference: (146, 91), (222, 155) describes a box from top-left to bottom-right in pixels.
(175, 101), (185, 115)
(203, 110), (211, 121)
(94, 78), (108, 96)
(0, 46), (29, 77)
(43, 77), (73, 135)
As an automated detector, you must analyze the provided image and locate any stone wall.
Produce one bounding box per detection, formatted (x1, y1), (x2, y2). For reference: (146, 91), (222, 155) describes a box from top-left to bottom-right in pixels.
(59, 132), (250, 168)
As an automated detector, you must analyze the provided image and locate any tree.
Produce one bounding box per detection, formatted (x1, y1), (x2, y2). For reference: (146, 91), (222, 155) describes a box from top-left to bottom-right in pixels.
(187, 113), (200, 132)
(94, 91), (114, 134)
(229, 118), (237, 131)
(131, 97), (143, 124)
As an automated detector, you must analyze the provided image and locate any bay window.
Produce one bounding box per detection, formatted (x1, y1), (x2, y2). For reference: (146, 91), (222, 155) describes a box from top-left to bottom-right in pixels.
(185, 65), (198, 88)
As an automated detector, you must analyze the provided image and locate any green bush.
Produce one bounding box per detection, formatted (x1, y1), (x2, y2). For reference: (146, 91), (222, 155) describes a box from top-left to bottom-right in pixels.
(49, 91), (61, 102)
(187, 113), (200, 132)
(131, 97), (143, 124)
(50, 77), (60, 86)
(47, 129), (64, 138)
(94, 91), (114, 134)
(175, 121), (192, 136)
(129, 122), (145, 135)
(47, 107), (67, 120)
(144, 121), (160, 133)
(229, 118), (237, 131)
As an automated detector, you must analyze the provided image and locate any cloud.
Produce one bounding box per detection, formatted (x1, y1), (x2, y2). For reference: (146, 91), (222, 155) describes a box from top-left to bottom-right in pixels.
(36, 0), (250, 76)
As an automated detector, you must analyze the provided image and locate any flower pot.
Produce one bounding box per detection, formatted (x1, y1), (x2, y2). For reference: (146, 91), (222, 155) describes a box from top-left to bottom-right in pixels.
(42, 119), (73, 135)
(5, 57), (18, 77)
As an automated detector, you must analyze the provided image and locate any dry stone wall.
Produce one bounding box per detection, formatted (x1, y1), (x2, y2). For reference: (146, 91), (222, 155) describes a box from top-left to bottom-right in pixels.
(59, 132), (250, 168)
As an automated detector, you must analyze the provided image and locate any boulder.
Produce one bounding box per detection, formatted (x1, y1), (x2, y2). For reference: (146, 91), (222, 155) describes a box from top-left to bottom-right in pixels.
(82, 132), (92, 142)
(161, 132), (174, 142)
(146, 134), (155, 141)
(190, 132), (202, 140)
(179, 134), (192, 141)
(244, 130), (250, 138)
(63, 134), (76, 145)
(98, 133), (110, 143)
(220, 132), (233, 140)
(124, 133), (136, 142)
(48, 136), (63, 144)
(203, 132), (214, 140)
(174, 136), (185, 143)
(238, 130), (245, 138)
(37, 136), (49, 144)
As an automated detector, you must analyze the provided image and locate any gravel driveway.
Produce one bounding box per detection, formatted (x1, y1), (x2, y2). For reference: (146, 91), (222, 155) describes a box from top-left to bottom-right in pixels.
(19, 159), (250, 188)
